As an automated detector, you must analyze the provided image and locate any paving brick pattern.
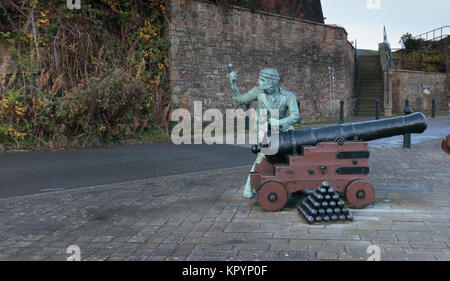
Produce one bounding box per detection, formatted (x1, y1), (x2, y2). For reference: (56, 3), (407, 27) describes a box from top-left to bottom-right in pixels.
(0, 139), (449, 261)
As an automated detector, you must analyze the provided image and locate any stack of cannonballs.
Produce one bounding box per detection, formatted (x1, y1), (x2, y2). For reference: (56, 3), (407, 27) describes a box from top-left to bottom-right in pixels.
(297, 181), (353, 224)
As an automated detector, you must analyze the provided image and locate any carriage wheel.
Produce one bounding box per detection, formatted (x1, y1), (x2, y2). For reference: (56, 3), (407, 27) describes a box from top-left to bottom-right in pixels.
(257, 181), (288, 212)
(345, 180), (375, 209)
(443, 139), (450, 154)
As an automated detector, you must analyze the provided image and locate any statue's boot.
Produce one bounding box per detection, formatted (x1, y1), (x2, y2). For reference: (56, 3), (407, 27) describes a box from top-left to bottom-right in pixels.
(242, 175), (257, 199)
(242, 153), (265, 199)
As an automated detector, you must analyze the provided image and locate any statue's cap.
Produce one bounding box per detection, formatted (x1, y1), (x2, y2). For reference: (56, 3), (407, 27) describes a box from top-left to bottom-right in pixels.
(259, 68), (280, 81)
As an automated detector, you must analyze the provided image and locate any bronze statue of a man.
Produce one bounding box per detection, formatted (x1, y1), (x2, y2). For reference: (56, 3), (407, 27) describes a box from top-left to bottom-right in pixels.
(229, 66), (301, 199)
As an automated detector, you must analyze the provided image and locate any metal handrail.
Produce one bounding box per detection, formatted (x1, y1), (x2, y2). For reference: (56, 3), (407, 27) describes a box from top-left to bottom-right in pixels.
(384, 27), (391, 108)
(354, 40), (360, 116)
(413, 25), (450, 42)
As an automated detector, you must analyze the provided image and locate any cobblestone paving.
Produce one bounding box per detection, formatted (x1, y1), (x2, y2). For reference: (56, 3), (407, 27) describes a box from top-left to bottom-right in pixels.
(0, 139), (449, 261)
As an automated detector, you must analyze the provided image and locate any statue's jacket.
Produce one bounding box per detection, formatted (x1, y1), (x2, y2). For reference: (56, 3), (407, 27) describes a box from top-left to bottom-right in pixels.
(232, 86), (301, 132)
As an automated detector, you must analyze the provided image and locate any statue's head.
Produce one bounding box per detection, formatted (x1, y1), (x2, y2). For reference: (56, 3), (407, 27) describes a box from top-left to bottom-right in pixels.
(258, 68), (280, 92)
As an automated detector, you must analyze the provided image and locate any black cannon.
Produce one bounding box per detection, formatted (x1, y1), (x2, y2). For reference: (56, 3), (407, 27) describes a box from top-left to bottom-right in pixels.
(252, 112), (428, 163)
(250, 112), (428, 212)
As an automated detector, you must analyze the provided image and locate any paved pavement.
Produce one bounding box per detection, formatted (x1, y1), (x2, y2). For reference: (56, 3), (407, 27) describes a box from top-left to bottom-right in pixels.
(0, 123), (449, 260)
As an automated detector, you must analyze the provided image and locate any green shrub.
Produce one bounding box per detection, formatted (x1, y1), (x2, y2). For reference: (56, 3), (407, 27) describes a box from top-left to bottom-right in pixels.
(0, 0), (171, 150)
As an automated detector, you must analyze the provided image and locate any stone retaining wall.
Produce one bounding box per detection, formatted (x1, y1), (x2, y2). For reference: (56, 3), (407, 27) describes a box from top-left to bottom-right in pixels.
(391, 70), (448, 113)
(168, 0), (355, 121)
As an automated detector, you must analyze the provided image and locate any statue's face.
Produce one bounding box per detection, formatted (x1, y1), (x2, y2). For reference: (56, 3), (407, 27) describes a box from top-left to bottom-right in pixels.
(258, 76), (275, 92)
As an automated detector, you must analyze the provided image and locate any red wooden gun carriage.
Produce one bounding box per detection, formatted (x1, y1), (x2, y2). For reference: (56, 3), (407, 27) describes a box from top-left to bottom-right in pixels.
(250, 113), (428, 212)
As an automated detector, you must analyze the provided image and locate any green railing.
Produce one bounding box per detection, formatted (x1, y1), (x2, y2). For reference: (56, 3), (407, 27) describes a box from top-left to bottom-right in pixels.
(413, 26), (449, 42)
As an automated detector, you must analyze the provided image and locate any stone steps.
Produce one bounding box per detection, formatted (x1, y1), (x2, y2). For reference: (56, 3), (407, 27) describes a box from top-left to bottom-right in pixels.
(360, 83), (384, 89)
(360, 72), (382, 80)
(356, 55), (384, 116)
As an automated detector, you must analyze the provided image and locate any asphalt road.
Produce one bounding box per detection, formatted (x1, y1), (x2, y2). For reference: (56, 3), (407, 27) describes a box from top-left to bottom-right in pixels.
(0, 116), (448, 199)
(0, 143), (256, 199)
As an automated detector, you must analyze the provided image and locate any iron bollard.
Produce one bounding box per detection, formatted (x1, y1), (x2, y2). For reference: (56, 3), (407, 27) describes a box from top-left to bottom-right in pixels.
(431, 99), (436, 118)
(245, 104), (250, 131)
(339, 100), (344, 124)
(376, 100), (380, 120)
(403, 99), (414, 149)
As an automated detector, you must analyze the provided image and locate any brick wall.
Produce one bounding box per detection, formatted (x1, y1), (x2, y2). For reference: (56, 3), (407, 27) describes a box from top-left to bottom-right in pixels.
(169, 0), (355, 121)
(391, 70), (448, 113)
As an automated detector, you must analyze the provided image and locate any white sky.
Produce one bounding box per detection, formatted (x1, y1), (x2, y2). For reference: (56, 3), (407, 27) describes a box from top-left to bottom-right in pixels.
(321, 0), (450, 50)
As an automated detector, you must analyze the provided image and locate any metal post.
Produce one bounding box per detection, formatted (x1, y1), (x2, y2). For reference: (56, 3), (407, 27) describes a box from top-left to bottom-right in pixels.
(404, 133), (411, 149)
(431, 99), (436, 118)
(339, 100), (344, 124)
(355, 40), (360, 117)
(376, 99), (380, 120)
(245, 104), (250, 131)
(403, 99), (413, 149)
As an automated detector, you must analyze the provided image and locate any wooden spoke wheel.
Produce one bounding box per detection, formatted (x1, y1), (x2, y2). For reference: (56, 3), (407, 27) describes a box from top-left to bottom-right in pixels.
(345, 180), (375, 209)
(257, 181), (288, 212)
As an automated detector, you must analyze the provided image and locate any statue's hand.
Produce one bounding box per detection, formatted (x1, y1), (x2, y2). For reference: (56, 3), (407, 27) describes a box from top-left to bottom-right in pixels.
(269, 118), (280, 128)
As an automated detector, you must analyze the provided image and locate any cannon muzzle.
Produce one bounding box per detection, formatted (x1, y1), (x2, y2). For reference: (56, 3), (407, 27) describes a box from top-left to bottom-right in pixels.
(252, 112), (427, 162)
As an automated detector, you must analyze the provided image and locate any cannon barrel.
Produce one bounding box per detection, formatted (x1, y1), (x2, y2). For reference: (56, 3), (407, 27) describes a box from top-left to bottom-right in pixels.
(252, 112), (427, 162)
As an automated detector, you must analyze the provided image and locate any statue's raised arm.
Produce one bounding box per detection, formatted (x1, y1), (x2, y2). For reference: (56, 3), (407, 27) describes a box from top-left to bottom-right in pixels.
(228, 64), (258, 105)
